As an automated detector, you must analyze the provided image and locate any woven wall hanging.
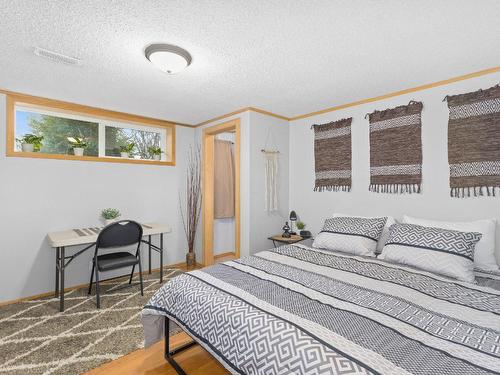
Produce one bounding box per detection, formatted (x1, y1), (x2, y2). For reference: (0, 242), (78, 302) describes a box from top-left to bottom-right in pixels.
(445, 84), (500, 197)
(312, 118), (352, 192)
(367, 101), (423, 193)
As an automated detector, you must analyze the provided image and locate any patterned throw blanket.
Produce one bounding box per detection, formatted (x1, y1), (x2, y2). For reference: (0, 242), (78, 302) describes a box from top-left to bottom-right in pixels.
(312, 118), (352, 192)
(143, 245), (500, 375)
(368, 101), (423, 194)
(446, 84), (500, 197)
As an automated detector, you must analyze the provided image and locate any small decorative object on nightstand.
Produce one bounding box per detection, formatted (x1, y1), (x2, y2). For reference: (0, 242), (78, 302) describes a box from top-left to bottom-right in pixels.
(282, 221), (291, 238)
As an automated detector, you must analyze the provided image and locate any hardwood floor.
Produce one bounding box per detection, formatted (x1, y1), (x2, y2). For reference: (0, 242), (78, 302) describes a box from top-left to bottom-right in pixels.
(86, 258), (237, 374)
(85, 332), (229, 375)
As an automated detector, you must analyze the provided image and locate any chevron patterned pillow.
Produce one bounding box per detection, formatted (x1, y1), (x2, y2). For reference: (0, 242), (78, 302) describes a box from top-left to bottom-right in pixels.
(380, 223), (482, 282)
(312, 216), (387, 256)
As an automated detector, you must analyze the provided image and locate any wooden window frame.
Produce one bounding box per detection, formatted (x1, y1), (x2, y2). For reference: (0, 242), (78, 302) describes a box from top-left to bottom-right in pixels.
(6, 92), (176, 166)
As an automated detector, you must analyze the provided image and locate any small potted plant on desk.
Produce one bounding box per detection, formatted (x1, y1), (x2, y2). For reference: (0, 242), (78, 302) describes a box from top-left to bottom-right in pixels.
(18, 134), (43, 152)
(120, 143), (135, 158)
(148, 146), (163, 161)
(101, 208), (121, 226)
(67, 137), (87, 156)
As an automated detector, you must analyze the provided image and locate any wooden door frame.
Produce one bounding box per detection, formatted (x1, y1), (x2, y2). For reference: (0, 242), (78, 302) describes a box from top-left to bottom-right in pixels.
(202, 118), (241, 266)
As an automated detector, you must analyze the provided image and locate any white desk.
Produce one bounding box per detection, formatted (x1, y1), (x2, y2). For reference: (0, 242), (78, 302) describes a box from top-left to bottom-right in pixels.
(47, 222), (171, 311)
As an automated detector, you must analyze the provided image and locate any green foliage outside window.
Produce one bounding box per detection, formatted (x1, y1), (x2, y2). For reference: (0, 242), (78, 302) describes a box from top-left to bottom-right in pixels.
(23, 113), (98, 156)
(16, 109), (163, 160)
(106, 126), (161, 159)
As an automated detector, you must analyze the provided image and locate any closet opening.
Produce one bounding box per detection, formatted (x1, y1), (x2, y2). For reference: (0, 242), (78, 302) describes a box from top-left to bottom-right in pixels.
(202, 118), (240, 266)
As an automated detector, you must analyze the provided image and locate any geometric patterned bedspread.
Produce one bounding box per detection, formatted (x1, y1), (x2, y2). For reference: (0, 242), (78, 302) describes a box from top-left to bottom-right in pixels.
(142, 244), (500, 375)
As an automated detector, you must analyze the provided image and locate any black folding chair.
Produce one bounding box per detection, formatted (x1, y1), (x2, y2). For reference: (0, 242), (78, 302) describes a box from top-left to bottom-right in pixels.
(87, 220), (143, 308)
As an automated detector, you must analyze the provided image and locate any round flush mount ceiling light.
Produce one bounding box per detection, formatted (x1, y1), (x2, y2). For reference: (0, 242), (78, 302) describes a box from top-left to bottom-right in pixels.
(145, 44), (192, 74)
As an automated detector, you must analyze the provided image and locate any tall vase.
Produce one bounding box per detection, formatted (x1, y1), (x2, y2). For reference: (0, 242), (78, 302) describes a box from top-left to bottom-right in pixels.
(186, 251), (196, 267)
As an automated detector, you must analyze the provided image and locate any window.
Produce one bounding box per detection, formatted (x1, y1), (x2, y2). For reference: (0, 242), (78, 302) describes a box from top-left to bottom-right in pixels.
(15, 108), (99, 156)
(104, 123), (164, 159)
(7, 93), (175, 166)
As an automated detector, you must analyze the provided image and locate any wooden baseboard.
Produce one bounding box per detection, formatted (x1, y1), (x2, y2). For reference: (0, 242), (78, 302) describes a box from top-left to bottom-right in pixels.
(214, 251), (236, 260)
(0, 260), (203, 307)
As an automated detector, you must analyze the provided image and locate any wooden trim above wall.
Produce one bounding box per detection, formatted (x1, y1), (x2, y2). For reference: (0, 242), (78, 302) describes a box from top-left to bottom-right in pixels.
(3, 65), (499, 131)
(289, 66), (500, 121)
(0, 89), (192, 127)
(195, 106), (290, 127)
(194, 65), (500, 125)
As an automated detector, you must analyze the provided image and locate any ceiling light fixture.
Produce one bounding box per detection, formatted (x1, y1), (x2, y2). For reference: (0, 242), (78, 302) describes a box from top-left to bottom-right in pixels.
(145, 44), (192, 74)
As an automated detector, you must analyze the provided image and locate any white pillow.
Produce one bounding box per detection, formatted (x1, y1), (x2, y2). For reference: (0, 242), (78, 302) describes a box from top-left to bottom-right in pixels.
(380, 223), (481, 283)
(402, 215), (498, 271)
(332, 213), (395, 253)
(313, 216), (387, 257)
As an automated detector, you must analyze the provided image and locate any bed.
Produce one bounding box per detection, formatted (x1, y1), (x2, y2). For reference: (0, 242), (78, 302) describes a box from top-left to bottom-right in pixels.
(142, 243), (500, 375)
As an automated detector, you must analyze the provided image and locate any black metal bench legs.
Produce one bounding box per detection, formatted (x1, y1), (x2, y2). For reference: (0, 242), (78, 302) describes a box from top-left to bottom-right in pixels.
(164, 317), (197, 375)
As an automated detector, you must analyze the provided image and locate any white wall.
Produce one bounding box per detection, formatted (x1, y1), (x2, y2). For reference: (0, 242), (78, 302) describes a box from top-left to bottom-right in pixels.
(0, 93), (197, 302)
(289, 72), (500, 263)
(6, 70), (498, 303)
(248, 111), (289, 254)
(196, 112), (252, 258)
(196, 110), (289, 258)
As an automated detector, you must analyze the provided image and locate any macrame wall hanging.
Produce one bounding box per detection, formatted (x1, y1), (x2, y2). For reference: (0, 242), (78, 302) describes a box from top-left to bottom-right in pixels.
(312, 118), (352, 192)
(263, 150), (279, 211)
(445, 84), (500, 198)
(367, 101), (423, 194)
(262, 125), (279, 212)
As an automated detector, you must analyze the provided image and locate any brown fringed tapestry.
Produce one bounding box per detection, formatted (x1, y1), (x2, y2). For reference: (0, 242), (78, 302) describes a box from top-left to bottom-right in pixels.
(368, 101), (423, 193)
(445, 84), (500, 198)
(313, 118), (352, 192)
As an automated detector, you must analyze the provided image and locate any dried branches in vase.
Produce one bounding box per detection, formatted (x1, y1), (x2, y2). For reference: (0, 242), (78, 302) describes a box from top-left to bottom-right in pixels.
(179, 145), (202, 267)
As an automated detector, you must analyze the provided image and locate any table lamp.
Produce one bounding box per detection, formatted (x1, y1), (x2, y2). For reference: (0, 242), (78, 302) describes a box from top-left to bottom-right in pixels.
(289, 210), (297, 235)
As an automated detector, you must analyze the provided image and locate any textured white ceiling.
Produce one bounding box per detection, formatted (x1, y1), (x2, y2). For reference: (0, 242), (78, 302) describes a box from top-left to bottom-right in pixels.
(0, 1), (499, 125)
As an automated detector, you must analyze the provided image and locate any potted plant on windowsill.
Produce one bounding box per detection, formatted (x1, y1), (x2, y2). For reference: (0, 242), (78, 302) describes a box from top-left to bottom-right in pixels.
(101, 208), (121, 226)
(67, 136), (87, 156)
(119, 143), (135, 158)
(148, 146), (163, 161)
(18, 134), (43, 152)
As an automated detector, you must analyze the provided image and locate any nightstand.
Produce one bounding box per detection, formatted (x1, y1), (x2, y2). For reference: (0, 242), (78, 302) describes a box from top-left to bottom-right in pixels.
(268, 234), (310, 248)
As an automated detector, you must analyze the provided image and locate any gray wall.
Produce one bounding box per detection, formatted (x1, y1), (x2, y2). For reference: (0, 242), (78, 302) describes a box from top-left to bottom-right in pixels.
(248, 111), (289, 254)
(288, 71), (500, 264)
(5, 70), (500, 303)
(0, 93), (197, 302)
(195, 110), (290, 258)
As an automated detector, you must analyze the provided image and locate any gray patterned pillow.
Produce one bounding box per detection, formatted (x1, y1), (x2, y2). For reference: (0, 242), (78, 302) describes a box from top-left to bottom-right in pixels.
(312, 216), (387, 256)
(379, 223), (482, 282)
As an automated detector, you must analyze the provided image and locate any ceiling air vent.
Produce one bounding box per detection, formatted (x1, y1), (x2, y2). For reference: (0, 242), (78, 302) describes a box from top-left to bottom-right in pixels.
(33, 47), (82, 66)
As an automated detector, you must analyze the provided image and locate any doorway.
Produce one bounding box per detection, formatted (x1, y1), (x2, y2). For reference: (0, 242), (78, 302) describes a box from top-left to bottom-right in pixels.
(202, 118), (240, 266)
